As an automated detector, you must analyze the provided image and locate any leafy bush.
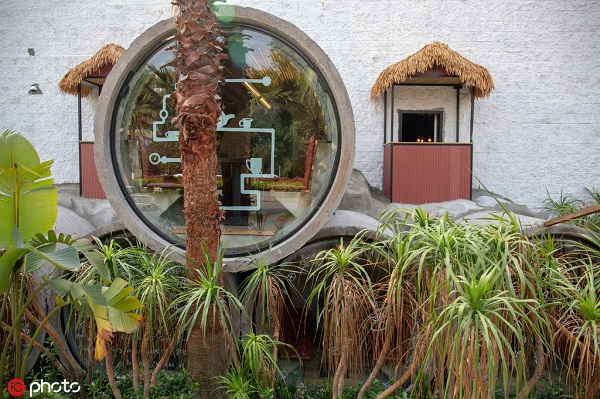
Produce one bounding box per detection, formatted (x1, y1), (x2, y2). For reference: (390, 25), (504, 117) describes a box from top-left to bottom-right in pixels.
(84, 370), (198, 399)
(274, 378), (411, 399)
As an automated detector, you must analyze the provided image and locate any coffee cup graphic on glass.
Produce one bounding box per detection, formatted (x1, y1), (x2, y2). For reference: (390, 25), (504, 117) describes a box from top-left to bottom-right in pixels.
(239, 118), (253, 129)
(246, 158), (262, 175)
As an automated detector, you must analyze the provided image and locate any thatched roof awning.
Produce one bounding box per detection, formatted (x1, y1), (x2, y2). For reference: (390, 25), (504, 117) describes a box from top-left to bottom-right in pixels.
(59, 44), (125, 97)
(371, 42), (494, 99)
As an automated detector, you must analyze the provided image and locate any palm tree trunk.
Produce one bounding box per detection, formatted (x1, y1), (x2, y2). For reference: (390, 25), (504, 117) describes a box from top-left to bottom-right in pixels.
(188, 307), (230, 399)
(172, 0), (224, 265)
(172, 0), (228, 395)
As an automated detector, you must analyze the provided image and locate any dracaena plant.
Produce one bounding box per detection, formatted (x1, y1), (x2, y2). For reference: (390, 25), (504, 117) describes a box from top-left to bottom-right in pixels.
(0, 130), (142, 393)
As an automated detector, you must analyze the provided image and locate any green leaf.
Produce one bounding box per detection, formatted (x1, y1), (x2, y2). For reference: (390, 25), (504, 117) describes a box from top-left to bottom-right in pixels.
(25, 242), (80, 271)
(72, 238), (111, 282)
(0, 246), (28, 293)
(54, 295), (67, 307)
(0, 130), (57, 245)
(12, 226), (23, 248)
(103, 278), (143, 334)
(0, 130), (40, 169)
(24, 242), (56, 273)
(18, 185), (57, 242)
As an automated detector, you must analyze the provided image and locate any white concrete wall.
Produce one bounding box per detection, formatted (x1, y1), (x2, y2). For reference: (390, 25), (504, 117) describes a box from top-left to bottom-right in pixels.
(1, 0), (599, 210)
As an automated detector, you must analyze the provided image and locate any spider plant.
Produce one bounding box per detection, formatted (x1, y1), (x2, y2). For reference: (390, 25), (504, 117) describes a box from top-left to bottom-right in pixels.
(216, 367), (257, 399)
(543, 190), (587, 218)
(306, 238), (375, 399)
(430, 214), (552, 399)
(544, 188), (600, 231)
(71, 241), (186, 398)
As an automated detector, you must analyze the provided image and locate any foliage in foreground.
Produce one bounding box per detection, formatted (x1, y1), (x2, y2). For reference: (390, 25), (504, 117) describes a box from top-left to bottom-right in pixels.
(544, 188), (600, 231)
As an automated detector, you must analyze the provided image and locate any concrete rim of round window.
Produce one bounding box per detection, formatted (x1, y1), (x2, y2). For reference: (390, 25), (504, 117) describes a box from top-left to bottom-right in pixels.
(94, 6), (355, 271)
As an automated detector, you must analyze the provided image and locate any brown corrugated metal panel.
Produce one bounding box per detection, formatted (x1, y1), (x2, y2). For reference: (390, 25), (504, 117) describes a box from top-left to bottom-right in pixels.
(80, 142), (106, 199)
(384, 143), (472, 204)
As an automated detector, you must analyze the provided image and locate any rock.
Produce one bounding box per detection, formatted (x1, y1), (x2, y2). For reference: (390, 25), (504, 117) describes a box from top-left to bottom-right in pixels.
(474, 195), (500, 208)
(55, 206), (95, 237)
(70, 197), (119, 229)
(389, 199), (482, 219)
(338, 169), (389, 220)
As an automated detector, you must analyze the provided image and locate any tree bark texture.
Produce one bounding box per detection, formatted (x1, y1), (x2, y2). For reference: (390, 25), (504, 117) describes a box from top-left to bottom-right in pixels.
(516, 331), (546, 399)
(172, 0), (226, 267)
(171, 1), (228, 395)
(188, 308), (230, 399)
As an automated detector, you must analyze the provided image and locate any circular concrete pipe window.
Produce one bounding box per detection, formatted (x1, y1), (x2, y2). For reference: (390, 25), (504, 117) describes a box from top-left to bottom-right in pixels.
(95, 7), (355, 270)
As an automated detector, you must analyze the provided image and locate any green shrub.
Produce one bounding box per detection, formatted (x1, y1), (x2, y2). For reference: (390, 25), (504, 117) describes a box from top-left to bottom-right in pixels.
(84, 370), (198, 399)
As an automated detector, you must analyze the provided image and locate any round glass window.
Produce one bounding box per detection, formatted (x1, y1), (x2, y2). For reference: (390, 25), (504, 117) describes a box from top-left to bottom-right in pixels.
(111, 22), (340, 256)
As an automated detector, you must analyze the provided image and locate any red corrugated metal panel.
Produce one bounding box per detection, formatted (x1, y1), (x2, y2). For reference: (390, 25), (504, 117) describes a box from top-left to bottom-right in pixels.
(384, 143), (472, 204)
(80, 142), (106, 199)
(383, 145), (391, 199)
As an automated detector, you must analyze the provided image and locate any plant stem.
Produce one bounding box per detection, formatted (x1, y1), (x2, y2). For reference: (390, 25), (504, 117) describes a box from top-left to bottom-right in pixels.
(131, 332), (140, 393)
(516, 331), (545, 399)
(141, 319), (151, 397)
(357, 328), (393, 399)
(23, 308), (74, 377)
(150, 327), (180, 387)
(375, 325), (430, 399)
(105, 346), (123, 399)
(1, 322), (70, 380)
(0, 277), (48, 389)
(12, 273), (22, 382)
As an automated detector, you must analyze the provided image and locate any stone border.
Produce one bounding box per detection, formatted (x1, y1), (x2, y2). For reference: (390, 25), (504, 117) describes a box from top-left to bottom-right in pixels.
(94, 7), (355, 271)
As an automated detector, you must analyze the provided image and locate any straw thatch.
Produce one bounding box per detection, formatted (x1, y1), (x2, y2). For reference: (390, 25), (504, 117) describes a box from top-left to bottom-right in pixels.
(59, 44), (125, 97)
(371, 42), (494, 99)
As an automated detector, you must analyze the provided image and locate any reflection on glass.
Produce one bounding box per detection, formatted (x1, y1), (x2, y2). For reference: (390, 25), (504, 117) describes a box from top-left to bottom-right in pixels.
(113, 25), (339, 256)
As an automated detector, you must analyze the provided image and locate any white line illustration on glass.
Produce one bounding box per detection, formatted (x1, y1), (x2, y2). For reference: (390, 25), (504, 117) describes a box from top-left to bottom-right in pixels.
(224, 76), (271, 86)
(152, 94), (179, 142)
(148, 153), (181, 165)
(219, 124), (275, 211)
(150, 76), (272, 158)
(148, 76), (275, 211)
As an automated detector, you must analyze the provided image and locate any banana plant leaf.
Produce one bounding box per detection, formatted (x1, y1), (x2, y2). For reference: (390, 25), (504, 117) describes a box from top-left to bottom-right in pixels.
(0, 229), (111, 294)
(48, 277), (143, 360)
(0, 130), (57, 245)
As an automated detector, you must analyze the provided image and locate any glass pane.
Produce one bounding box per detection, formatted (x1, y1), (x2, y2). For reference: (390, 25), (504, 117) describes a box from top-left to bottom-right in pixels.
(113, 24), (339, 256)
